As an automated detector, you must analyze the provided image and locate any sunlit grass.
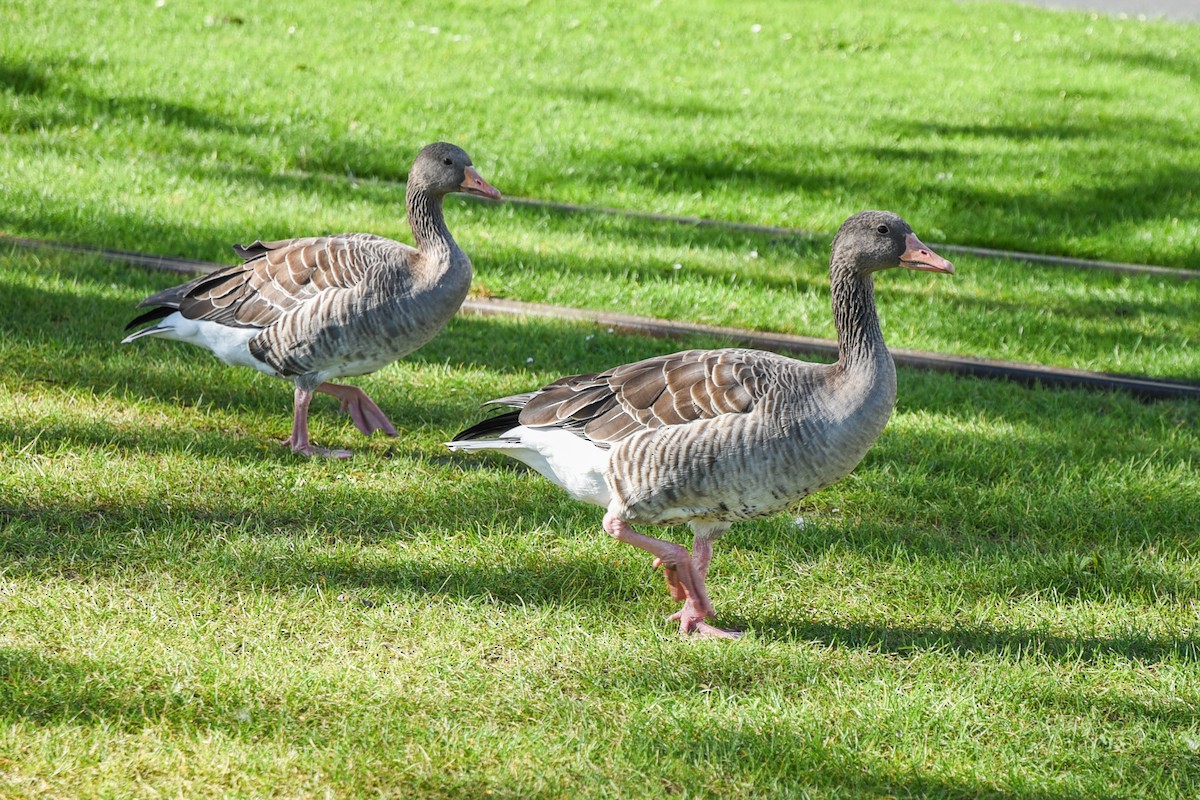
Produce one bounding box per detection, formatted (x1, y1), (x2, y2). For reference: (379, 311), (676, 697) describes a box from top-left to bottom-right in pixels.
(2, 249), (1198, 798)
(2, 0), (1200, 793)
(4, 0), (1199, 380)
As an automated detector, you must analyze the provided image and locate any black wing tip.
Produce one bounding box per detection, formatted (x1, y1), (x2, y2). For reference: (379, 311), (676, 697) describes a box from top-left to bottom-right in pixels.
(451, 409), (521, 442)
(124, 305), (175, 331)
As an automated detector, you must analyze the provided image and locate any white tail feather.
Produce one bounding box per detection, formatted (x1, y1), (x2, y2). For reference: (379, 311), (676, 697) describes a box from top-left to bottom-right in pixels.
(444, 438), (523, 452)
(120, 325), (168, 345)
(447, 425), (611, 507)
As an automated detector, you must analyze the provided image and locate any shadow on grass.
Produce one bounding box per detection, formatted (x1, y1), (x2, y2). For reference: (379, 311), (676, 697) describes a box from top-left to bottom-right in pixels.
(628, 719), (1198, 800)
(0, 54), (257, 137)
(1088, 42), (1200, 83)
(0, 646), (290, 736)
(635, 733), (1073, 800)
(742, 617), (1200, 664)
(625, 139), (1199, 263)
(3, 444), (1197, 662)
(0, 485), (631, 612)
(538, 84), (1198, 264)
(543, 81), (736, 120)
(6, 40), (1200, 269)
(3, 159), (833, 291)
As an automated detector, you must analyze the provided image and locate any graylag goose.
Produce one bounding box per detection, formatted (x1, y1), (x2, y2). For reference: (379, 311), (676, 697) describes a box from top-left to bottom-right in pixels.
(123, 141), (500, 457)
(448, 211), (953, 637)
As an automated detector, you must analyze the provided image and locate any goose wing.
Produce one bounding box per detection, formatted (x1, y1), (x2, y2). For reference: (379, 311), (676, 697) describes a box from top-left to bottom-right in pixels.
(495, 348), (775, 446)
(130, 234), (409, 330)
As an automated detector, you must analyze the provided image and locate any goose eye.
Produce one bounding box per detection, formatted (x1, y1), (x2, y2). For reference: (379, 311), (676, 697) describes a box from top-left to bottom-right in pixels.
(876, 224), (889, 234)
(443, 157), (454, 166)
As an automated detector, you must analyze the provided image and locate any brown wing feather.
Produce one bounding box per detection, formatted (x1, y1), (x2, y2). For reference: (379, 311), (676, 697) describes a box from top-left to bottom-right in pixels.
(583, 408), (645, 443)
(553, 385), (614, 420)
(175, 234), (407, 328)
(517, 348), (770, 445)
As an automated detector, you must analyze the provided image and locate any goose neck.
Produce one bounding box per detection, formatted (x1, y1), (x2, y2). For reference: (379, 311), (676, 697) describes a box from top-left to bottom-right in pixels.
(406, 186), (457, 258)
(830, 267), (887, 370)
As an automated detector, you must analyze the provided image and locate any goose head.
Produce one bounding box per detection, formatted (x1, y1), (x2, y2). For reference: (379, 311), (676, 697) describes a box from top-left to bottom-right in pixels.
(409, 142), (501, 200)
(832, 210), (954, 276)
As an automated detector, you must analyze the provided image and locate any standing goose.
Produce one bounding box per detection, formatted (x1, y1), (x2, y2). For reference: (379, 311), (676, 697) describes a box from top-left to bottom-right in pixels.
(448, 211), (953, 637)
(123, 141), (500, 457)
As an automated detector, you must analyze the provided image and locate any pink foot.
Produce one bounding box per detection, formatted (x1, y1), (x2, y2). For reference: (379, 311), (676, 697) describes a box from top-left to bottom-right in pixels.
(604, 512), (737, 637)
(318, 383), (398, 437)
(668, 602), (742, 639)
(281, 435), (353, 459)
(654, 532), (740, 638)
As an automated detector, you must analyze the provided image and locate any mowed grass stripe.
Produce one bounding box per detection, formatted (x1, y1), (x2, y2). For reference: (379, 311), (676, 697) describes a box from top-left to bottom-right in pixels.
(2, 0), (1199, 383)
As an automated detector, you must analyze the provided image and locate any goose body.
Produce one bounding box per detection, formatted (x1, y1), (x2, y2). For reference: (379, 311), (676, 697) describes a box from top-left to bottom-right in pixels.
(449, 211), (953, 637)
(123, 142), (500, 456)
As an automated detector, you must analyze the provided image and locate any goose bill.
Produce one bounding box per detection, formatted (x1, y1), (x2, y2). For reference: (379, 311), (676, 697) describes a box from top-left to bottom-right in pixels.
(899, 233), (955, 274)
(461, 166), (501, 200)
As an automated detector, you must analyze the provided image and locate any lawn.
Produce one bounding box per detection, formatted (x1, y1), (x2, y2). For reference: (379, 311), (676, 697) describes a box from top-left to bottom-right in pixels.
(2, 0), (1200, 797)
(3, 0), (1198, 380)
(2, 245), (1199, 798)
(3, 0), (1199, 266)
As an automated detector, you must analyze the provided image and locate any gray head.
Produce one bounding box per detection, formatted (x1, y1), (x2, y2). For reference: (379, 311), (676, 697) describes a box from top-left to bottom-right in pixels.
(408, 142), (501, 200)
(831, 210), (954, 276)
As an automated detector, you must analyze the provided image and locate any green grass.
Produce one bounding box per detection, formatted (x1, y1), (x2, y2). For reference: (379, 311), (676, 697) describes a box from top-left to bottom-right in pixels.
(1, 0), (1200, 382)
(3, 0), (1199, 265)
(3, 247), (1200, 798)
(2, 1), (1200, 795)
(468, 202), (1200, 379)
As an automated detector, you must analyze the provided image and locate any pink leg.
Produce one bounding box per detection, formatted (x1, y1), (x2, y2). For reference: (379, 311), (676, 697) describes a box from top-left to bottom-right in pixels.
(665, 531), (740, 639)
(281, 386), (352, 458)
(659, 562), (688, 602)
(604, 512), (737, 638)
(316, 382), (398, 437)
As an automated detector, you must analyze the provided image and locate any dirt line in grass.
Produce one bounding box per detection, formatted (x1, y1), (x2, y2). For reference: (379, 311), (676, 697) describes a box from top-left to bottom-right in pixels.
(6, 234), (1198, 401)
(496, 196), (1199, 281)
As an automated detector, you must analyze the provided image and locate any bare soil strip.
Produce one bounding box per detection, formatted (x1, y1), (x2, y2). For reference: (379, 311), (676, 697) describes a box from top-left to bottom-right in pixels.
(5, 234), (1198, 401)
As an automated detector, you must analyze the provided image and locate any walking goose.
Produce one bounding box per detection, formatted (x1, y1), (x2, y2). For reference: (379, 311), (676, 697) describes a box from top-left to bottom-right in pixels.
(448, 210), (953, 637)
(123, 141), (500, 457)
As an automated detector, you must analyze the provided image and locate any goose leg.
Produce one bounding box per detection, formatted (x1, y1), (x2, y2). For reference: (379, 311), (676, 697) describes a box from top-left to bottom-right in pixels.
(316, 382), (399, 437)
(282, 386), (353, 459)
(664, 529), (740, 639)
(658, 561), (688, 602)
(603, 511), (732, 637)
(653, 522), (727, 595)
